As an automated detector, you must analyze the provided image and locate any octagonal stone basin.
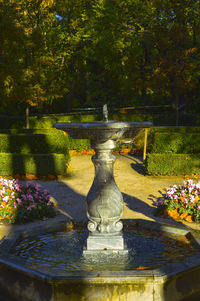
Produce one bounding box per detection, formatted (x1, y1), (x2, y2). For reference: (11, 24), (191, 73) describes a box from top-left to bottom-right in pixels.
(0, 219), (200, 301)
(53, 121), (152, 142)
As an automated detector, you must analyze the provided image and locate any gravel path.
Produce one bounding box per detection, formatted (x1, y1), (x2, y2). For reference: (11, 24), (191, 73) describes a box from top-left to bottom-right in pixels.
(1, 154), (199, 239)
(40, 154), (200, 231)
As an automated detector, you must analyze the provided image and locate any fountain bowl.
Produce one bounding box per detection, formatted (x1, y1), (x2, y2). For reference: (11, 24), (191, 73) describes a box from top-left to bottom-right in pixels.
(53, 121), (152, 142)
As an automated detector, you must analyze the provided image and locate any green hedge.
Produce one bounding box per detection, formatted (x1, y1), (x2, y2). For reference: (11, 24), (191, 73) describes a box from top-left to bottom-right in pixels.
(149, 126), (200, 154)
(0, 128), (92, 153)
(0, 153), (67, 176)
(150, 132), (200, 154)
(0, 129), (70, 176)
(68, 137), (91, 152)
(150, 126), (200, 134)
(145, 154), (200, 176)
(0, 132), (69, 155)
(0, 114), (151, 129)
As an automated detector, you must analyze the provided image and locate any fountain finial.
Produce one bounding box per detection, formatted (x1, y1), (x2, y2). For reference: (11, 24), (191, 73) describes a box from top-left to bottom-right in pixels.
(103, 104), (108, 122)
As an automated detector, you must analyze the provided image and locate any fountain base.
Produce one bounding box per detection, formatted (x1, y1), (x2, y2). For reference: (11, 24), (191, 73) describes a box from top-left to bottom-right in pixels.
(85, 232), (126, 251)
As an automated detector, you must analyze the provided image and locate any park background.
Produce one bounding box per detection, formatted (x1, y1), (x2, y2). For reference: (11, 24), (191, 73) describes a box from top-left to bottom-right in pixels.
(0, 0), (200, 177)
(0, 0), (200, 127)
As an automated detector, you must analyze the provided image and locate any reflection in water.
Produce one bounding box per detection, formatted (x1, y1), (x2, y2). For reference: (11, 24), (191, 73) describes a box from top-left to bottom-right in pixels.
(13, 226), (197, 275)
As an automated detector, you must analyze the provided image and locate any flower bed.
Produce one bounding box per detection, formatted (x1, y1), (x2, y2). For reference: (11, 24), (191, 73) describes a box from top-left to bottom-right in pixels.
(154, 179), (200, 223)
(0, 178), (55, 224)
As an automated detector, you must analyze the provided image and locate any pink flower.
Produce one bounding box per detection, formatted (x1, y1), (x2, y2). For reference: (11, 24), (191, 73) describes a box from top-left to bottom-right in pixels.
(183, 198), (188, 204)
(198, 206), (200, 210)
(16, 198), (22, 205)
(3, 196), (9, 202)
(190, 195), (195, 203)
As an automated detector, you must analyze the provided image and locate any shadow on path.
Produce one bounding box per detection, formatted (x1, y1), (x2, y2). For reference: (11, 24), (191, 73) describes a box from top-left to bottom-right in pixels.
(123, 192), (188, 228)
(119, 154), (145, 175)
(38, 180), (87, 222)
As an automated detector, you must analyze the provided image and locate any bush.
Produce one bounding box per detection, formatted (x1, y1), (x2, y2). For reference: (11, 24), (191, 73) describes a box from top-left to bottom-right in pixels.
(0, 129), (70, 176)
(0, 113), (152, 129)
(0, 153), (68, 176)
(150, 132), (200, 154)
(67, 137), (91, 152)
(0, 131), (69, 155)
(0, 178), (55, 224)
(145, 153), (200, 176)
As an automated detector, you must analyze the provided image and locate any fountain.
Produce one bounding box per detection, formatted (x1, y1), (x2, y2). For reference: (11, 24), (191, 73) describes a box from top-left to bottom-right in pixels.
(54, 105), (151, 255)
(0, 106), (200, 301)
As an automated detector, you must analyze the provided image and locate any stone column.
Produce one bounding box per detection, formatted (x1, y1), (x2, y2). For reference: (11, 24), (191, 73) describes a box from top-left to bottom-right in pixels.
(85, 139), (125, 251)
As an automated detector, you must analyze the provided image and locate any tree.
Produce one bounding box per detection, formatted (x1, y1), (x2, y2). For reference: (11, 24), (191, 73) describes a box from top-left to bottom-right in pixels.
(0, 0), (63, 126)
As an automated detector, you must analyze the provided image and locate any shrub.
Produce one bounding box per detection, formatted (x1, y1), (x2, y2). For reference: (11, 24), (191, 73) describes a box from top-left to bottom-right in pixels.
(0, 153), (68, 176)
(0, 113), (152, 129)
(150, 132), (200, 154)
(149, 127), (200, 152)
(154, 179), (200, 223)
(0, 129), (70, 177)
(0, 131), (69, 155)
(0, 178), (55, 224)
(145, 154), (200, 176)
(67, 137), (91, 152)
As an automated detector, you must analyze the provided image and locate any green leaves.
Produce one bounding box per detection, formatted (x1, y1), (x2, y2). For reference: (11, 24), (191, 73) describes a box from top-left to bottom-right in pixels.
(0, 0), (200, 114)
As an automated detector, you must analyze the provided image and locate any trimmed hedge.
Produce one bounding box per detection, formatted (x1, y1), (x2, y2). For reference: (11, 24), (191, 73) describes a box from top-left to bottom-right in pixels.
(0, 153), (67, 176)
(68, 137), (91, 152)
(145, 127), (200, 175)
(150, 132), (200, 154)
(0, 127), (91, 154)
(145, 153), (200, 176)
(149, 127), (200, 154)
(0, 129), (70, 176)
(0, 133), (69, 155)
(0, 114), (152, 129)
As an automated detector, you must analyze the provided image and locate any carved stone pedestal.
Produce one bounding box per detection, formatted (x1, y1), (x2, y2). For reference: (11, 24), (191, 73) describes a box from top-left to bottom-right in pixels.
(85, 139), (126, 251)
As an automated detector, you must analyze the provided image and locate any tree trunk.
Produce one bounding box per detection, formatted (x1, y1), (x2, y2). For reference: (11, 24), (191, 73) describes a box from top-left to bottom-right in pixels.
(175, 94), (179, 126)
(26, 105), (29, 129)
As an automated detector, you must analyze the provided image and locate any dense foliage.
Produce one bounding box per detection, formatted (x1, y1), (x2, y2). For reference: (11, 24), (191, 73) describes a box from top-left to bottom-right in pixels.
(0, 0), (200, 117)
(0, 178), (55, 224)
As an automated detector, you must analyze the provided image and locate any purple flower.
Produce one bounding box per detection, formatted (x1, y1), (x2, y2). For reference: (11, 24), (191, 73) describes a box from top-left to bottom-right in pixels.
(21, 194), (27, 200)
(47, 201), (53, 206)
(27, 195), (33, 201)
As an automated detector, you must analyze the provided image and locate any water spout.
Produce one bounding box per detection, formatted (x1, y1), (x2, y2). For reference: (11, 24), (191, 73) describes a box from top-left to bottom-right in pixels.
(103, 104), (108, 122)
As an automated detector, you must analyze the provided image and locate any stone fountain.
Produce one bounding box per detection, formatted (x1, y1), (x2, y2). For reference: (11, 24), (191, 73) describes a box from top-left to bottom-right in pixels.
(0, 106), (200, 301)
(54, 105), (151, 254)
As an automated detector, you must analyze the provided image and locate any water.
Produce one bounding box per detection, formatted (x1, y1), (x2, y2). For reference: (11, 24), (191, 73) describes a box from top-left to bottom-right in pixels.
(12, 227), (196, 275)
